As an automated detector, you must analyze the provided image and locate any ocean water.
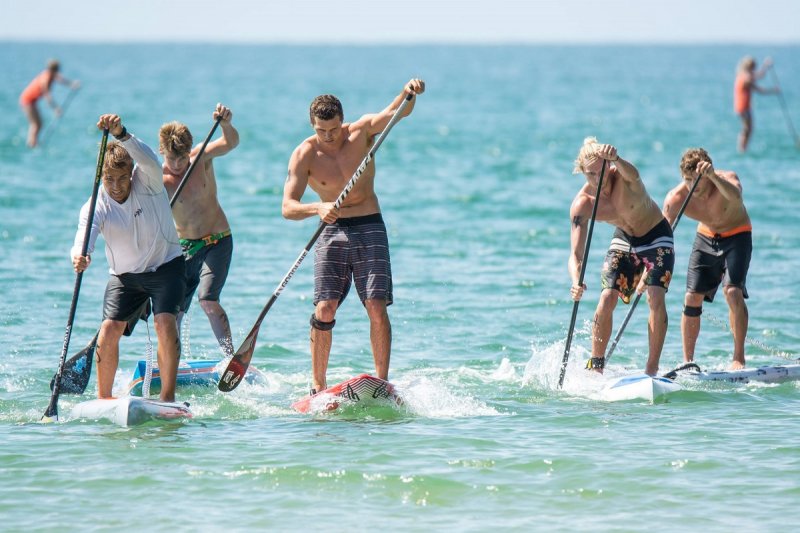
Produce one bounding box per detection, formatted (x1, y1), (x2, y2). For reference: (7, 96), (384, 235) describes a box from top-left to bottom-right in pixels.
(1, 43), (799, 531)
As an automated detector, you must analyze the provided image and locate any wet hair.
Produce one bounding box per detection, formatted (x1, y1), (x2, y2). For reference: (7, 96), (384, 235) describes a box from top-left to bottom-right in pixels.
(103, 141), (134, 175)
(573, 136), (600, 174)
(309, 94), (344, 122)
(159, 121), (193, 156)
(679, 148), (713, 176)
(47, 59), (60, 72)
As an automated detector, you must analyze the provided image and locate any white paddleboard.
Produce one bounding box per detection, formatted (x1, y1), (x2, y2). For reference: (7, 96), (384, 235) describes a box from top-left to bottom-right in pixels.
(600, 373), (682, 402)
(681, 363), (800, 384)
(70, 397), (192, 427)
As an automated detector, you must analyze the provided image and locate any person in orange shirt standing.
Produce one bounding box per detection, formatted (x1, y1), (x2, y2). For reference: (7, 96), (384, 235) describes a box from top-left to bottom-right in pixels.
(19, 59), (80, 148)
(734, 56), (779, 153)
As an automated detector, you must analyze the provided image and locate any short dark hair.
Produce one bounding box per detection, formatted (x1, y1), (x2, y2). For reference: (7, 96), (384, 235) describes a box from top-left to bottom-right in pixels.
(310, 94), (343, 122)
(680, 148), (712, 176)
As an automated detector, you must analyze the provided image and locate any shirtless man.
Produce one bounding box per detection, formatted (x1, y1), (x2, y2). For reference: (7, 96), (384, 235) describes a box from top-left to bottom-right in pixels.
(734, 56), (779, 153)
(569, 137), (674, 376)
(663, 148), (752, 369)
(160, 104), (239, 357)
(283, 78), (425, 393)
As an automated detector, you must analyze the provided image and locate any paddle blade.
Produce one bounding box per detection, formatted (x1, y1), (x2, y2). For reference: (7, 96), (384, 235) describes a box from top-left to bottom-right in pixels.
(50, 332), (97, 394)
(217, 328), (259, 392)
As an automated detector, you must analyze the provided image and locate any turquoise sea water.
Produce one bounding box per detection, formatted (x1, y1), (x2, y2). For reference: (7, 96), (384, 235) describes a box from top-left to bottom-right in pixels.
(2, 43), (799, 531)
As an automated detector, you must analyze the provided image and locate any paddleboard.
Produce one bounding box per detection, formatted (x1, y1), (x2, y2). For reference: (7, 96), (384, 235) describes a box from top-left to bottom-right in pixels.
(127, 359), (265, 396)
(678, 363), (800, 384)
(291, 373), (402, 413)
(69, 397), (192, 427)
(600, 373), (682, 402)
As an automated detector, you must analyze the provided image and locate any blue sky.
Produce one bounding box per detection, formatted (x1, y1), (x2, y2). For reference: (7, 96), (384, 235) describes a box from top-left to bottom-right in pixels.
(1, 0), (798, 44)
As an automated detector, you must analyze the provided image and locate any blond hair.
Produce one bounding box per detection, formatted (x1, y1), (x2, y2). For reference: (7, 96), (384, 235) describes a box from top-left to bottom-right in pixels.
(102, 141), (133, 174)
(159, 121), (193, 156)
(737, 56), (755, 72)
(573, 136), (600, 174)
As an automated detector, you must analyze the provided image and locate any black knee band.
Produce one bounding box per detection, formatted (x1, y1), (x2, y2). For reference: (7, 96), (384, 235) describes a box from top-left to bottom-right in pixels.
(310, 313), (336, 331)
(585, 357), (605, 370)
(683, 305), (703, 317)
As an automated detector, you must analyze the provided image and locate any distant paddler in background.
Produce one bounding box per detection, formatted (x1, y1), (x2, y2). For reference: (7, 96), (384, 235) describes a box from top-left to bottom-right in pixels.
(734, 55), (779, 153)
(663, 148), (752, 370)
(160, 104), (240, 358)
(19, 59), (80, 148)
(283, 78), (425, 394)
(71, 114), (186, 402)
(569, 138), (674, 376)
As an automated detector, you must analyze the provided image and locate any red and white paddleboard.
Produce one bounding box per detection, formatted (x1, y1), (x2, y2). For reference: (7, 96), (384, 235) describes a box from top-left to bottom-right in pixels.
(291, 374), (402, 414)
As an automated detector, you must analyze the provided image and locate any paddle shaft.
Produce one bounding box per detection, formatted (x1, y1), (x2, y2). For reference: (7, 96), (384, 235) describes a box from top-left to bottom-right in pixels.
(43, 129), (109, 421)
(605, 173), (703, 362)
(218, 93), (415, 392)
(169, 117), (222, 206)
(39, 87), (80, 146)
(557, 160), (607, 389)
(769, 67), (800, 147)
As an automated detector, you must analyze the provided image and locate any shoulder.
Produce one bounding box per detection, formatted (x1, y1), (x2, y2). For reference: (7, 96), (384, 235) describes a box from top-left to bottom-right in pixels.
(290, 137), (316, 165)
(570, 188), (592, 217)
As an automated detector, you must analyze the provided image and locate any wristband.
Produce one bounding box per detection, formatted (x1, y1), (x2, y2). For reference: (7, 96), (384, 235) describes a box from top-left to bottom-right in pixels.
(113, 126), (128, 140)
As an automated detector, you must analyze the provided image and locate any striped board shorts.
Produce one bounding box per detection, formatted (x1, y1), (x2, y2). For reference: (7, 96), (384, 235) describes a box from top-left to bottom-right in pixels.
(313, 213), (393, 306)
(601, 218), (675, 304)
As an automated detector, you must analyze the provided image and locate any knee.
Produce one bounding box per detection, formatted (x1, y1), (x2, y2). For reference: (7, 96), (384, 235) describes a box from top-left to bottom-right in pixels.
(314, 301), (338, 323)
(153, 313), (179, 336)
(646, 287), (666, 308)
(364, 299), (390, 322)
(100, 319), (126, 340)
(724, 286), (744, 305)
(199, 299), (225, 317)
(596, 290), (617, 312)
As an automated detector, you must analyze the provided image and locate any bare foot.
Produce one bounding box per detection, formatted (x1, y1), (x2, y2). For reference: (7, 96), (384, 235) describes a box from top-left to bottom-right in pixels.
(729, 360), (745, 370)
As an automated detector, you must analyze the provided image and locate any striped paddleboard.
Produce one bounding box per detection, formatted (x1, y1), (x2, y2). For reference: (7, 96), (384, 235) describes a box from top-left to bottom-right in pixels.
(291, 374), (402, 413)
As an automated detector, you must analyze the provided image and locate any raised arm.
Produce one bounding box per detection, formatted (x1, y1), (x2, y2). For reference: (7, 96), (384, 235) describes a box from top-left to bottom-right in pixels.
(357, 78), (425, 137)
(196, 103), (240, 160)
(595, 144), (640, 184)
(97, 114), (163, 192)
(697, 161), (742, 202)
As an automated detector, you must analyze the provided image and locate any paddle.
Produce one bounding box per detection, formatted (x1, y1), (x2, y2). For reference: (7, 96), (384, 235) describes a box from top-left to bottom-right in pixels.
(169, 116), (222, 206)
(605, 172), (703, 362)
(50, 117), (223, 394)
(42, 128), (109, 423)
(49, 331), (97, 394)
(768, 66), (800, 148)
(557, 159), (607, 389)
(39, 87), (80, 147)
(218, 93), (415, 392)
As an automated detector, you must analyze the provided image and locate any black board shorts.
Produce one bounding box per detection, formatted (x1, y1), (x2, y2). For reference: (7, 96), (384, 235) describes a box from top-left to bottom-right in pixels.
(181, 234), (233, 312)
(103, 256), (186, 334)
(313, 213), (393, 306)
(686, 231), (752, 302)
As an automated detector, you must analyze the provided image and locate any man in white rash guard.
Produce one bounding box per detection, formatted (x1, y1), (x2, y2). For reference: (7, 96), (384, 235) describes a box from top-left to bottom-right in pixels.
(71, 114), (186, 402)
